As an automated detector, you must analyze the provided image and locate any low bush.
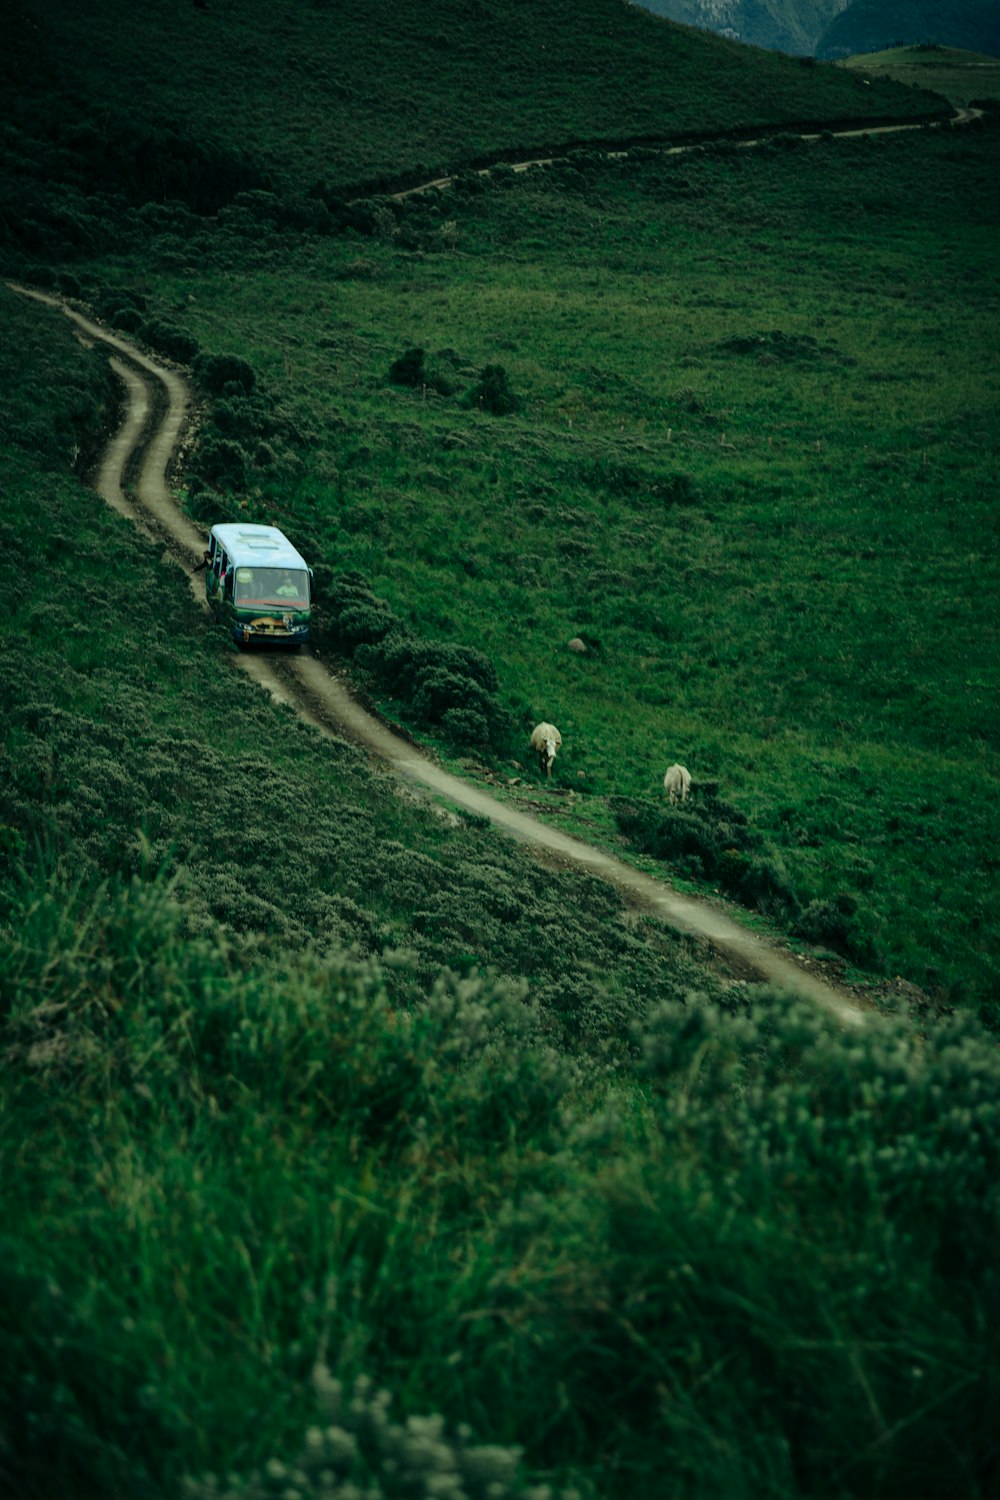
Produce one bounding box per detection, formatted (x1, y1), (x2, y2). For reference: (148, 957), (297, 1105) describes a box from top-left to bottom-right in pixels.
(320, 572), (401, 650)
(368, 635), (500, 700)
(793, 894), (885, 968)
(388, 345), (426, 388)
(193, 352), (256, 397)
(137, 318), (199, 363)
(465, 362), (519, 416)
(584, 456), (696, 506)
(612, 794), (796, 917)
(388, 346), (463, 397)
(90, 284), (147, 330)
(318, 571), (511, 750)
(193, 434), (252, 491)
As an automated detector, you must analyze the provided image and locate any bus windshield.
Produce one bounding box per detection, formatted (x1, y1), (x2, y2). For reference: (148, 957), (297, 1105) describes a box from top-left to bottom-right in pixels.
(234, 567), (310, 607)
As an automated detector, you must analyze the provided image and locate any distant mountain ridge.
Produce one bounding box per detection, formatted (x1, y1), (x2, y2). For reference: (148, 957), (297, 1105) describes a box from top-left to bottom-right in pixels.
(634, 0), (852, 55)
(635, 0), (1000, 57)
(817, 0), (1000, 60)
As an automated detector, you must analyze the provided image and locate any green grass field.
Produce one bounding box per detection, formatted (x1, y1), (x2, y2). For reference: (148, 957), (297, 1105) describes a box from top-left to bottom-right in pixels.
(68, 120), (998, 1015)
(839, 44), (1000, 107)
(3, 2), (1000, 1495)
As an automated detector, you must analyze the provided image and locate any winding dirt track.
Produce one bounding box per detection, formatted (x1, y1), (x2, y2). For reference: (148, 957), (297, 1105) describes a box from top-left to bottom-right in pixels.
(12, 286), (867, 1026)
(392, 106), (981, 198)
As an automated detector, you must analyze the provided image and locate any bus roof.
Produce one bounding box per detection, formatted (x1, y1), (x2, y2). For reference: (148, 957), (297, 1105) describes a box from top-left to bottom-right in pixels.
(209, 524), (309, 571)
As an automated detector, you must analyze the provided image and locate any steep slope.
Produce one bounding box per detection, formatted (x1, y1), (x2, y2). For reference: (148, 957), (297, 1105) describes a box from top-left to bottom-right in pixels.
(818, 0), (1000, 59)
(4, 0), (936, 208)
(3, 278), (1000, 1500)
(3, 1), (1000, 1493)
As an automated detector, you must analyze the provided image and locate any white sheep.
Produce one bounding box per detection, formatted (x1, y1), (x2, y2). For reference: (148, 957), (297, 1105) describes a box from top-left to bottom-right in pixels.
(530, 722), (562, 778)
(664, 763), (692, 804)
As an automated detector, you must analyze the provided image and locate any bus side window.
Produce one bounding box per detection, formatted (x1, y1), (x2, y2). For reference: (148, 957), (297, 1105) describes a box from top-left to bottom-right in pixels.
(222, 554), (234, 598)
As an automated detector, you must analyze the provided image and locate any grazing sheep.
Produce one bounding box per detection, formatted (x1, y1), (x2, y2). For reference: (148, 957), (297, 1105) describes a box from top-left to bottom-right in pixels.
(664, 763), (692, 804)
(530, 722), (562, 778)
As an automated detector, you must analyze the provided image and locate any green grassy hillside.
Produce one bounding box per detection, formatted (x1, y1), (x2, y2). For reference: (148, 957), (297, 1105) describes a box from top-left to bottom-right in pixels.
(46, 119), (997, 1020)
(3, 3), (1000, 1495)
(6, 280), (998, 1500)
(6, 0), (938, 213)
(839, 44), (1000, 106)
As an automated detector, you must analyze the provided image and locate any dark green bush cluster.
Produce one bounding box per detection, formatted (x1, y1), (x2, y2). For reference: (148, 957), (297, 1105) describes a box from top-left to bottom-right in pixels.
(714, 328), (851, 365)
(186, 353), (308, 509)
(137, 317), (199, 364)
(90, 284), (148, 334)
(612, 793), (797, 918)
(193, 352), (256, 397)
(465, 364), (519, 416)
(387, 346), (462, 397)
(319, 571), (513, 751)
(220, 188), (335, 236)
(389, 348), (518, 414)
(315, 570), (400, 650)
(612, 793), (886, 963)
(791, 892), (883, 967)
(294, 186), (456, 248)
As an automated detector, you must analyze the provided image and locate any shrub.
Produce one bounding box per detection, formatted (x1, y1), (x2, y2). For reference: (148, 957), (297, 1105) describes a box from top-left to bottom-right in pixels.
(716, 847), (795, 917)
(387, 347), (460, 395)
(369, 636), (499, 698)
(793, 894), (884, 968)
(185, 480), (230, 524)
(388, 346), (426, 388)
(319, 571), (511, 749)
(466, 363), (519, 416)
(138, 319), (199, 363)
(209, 396), (263, 441)
(587, 457), (695, 505)
(322, 573), (403, 651)
(612, 795), (796, 918)
(337, 601), (399, 647)
(106, 306), (142, 333)
(193, 435), (251, 491)
(91, 286), (148, 329)
(441, 705), (491, 747)
(193, 352), (256, 396)
(411, 668), (495, 729)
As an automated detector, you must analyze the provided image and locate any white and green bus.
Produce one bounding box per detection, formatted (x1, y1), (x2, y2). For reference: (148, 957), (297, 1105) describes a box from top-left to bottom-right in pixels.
(205, 523), (313, 648)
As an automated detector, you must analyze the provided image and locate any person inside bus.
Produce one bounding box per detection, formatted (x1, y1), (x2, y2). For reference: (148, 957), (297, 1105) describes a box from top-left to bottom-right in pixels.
(275, 571), (301, 598)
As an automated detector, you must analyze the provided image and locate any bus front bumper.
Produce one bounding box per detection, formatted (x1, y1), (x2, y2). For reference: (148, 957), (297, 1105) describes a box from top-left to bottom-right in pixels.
(232, 614), (310, 647)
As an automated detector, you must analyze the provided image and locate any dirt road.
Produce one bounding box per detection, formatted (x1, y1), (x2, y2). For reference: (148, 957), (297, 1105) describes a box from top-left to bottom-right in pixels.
(392, 106), (981, 199)
(13, 284), (866, 1025)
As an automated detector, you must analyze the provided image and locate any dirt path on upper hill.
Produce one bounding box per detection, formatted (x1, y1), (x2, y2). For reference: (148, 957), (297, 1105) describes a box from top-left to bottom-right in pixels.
(11, 284), (870, 1026)
(391, 105), (982, 198)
